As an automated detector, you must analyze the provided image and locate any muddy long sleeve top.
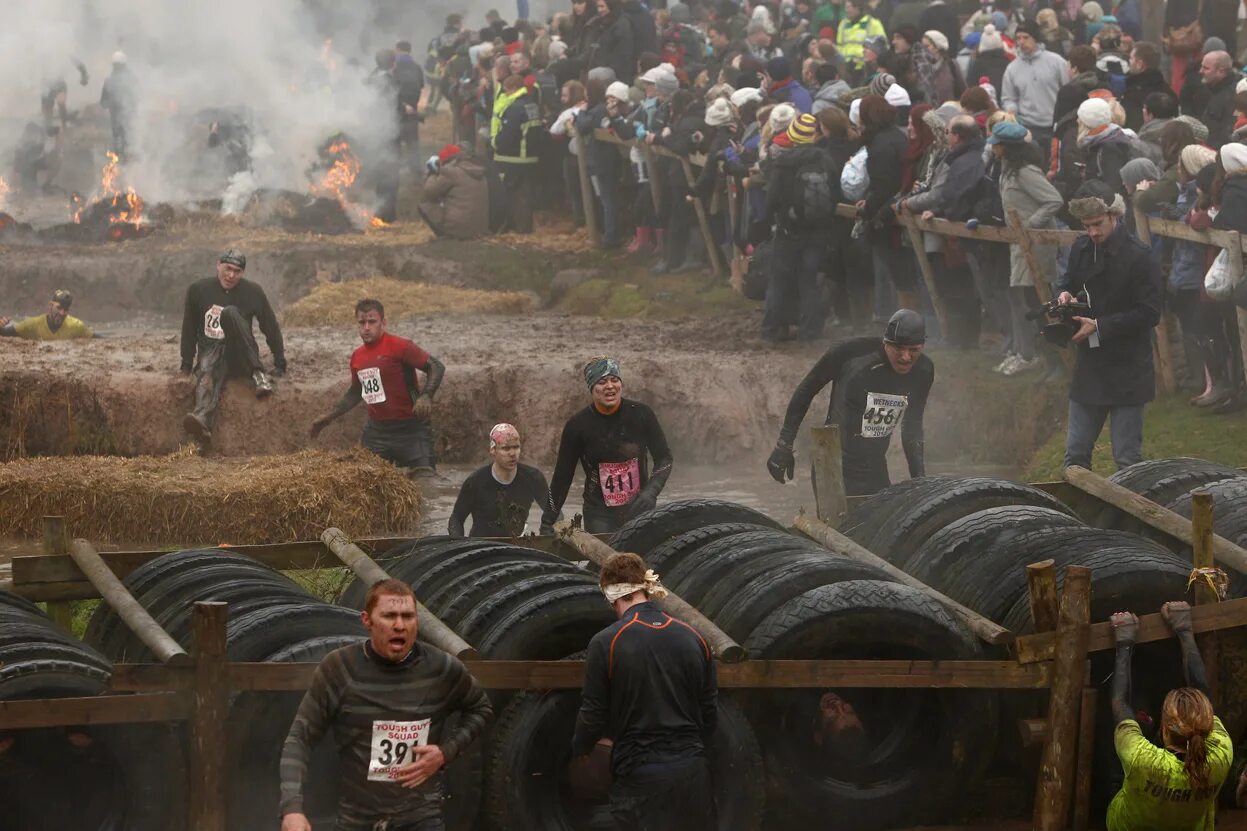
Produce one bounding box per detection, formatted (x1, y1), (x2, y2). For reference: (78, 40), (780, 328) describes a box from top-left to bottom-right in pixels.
(279, 641), (493, 827)
(180, 276), (285, 372)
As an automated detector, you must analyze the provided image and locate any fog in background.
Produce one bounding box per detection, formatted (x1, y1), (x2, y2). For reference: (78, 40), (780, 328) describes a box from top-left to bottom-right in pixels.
(0, 0), (548, 209)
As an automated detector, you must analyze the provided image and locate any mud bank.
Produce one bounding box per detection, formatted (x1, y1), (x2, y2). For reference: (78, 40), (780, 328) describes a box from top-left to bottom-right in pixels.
(0, 316), (1066, 470)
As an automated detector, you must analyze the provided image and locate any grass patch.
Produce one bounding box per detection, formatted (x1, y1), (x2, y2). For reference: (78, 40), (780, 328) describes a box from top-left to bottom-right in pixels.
(560, 273), (751, 319)
(1023, 394), (1247, 481)
(287, 567), (356, 603)
(284, 276), (533, 326)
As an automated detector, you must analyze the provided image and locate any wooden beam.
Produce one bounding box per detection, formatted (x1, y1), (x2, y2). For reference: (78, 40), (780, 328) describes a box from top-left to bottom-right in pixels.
(189, 603), (229, 831)
(0, 692), (190, 729)
(1063, 466), (1247, 574)
(898, 210), (951, 333)
(109, 663), (193, 692)
(793, 512), (1014, 646)
(1072, 686), (1098, 831)
(1014, 594), (1247, 664)
(70, 539), (190, 665)
(1133, 208), (1178, 395)
(321, 527), (478, 661)
(575, 137), (599, 244)
(555, 521), (745, 662)
(1034, 565), (1091, 831)
(40, 516), (74, 632)
(1008, 208), (1054, 304)
(1191, 492), (1221, 701)
(1027, 559), (1060, 634)
(1019, 717), (1048, 747)
(679, 157), (728, 279)
(810, 424), (847, 527)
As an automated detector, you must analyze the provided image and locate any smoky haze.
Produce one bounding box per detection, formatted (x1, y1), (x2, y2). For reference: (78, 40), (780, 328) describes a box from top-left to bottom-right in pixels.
(0, 0), (524, 210)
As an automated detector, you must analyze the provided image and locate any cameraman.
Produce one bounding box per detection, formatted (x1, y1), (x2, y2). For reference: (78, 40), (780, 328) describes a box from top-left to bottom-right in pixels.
(416, 144), (490, 240)
(1056, 181), (1163, 471)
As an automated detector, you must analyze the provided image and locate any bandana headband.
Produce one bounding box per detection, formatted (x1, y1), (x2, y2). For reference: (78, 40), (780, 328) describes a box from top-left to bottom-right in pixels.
(489, 422), (520, 449)
(602, 569), (669, 603)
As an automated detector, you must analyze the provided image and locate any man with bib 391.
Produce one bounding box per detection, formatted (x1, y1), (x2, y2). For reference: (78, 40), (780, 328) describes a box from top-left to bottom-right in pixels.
(767, 309), (934, 496)
(280, 578), (492, 831)
(310, 298), (445, 475)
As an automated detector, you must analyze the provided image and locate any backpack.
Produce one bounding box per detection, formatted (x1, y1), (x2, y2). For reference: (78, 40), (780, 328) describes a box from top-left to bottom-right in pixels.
(791, 157), (836, 224)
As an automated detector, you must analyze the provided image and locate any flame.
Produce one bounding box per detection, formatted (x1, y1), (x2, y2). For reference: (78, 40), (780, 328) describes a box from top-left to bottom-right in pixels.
(370, 216), (390, 228)
(312, 139), (383, 229)
(70, 192), (85, 223)
(320, 39), (337, 76)
(0, 176), (9, 209)
(69, 150), (145, 230)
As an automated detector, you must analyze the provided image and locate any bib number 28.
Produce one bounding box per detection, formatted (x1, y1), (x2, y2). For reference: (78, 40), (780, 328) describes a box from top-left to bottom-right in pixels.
(368, 719), (430, 781)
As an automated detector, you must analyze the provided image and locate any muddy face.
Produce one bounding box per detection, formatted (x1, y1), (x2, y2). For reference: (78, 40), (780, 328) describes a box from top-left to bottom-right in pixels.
(591, 375), (622, 411)
(883, 342), (923, 374)
(46, 301), (68, 328)
(362, 594), (418, 661)
(356, 309), (386, 345)
(490, 440), (522, 475)
(216, 261), (244, 290)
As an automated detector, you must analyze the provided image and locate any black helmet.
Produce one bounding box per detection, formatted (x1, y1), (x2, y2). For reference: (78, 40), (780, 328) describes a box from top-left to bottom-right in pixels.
(883, 309), (925, 346)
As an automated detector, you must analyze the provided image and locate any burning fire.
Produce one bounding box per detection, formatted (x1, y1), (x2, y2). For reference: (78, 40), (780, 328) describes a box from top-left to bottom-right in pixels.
(69, 150), (147, 234)
(312, 139), (386, 229)
(0, 175), (9, 209)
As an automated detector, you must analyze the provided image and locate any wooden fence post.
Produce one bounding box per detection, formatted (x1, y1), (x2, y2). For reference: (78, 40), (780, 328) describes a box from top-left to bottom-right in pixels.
(189, 602), (229, 831)
(679, 157), (728, 279)
(41, 516), (74, 632)
(810, 424), (847, 527)
(1026, 559), (1059, 634)
(1226, 231), (1247, 394)
(1072, 685), (1098, 831)
(575, 140), (599, 244)
(1034, 565), (1091, 831)
(898, 210), (950, 333)
(1133, 207), (1178, 395)
(1007, 208), (1054, 304)
(642, 145), (663, 216)
(1191, 491), (1221, 701)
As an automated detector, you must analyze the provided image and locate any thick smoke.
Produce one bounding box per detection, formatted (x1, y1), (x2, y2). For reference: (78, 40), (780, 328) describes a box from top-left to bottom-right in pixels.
(0, 0), (498, 210)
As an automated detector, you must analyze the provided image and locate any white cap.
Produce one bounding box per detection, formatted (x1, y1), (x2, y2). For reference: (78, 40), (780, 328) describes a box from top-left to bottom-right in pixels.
(884, 83), (911, 107)
(730, 87), (763, 108)
(112, 50), (128, 64)
(849, 98), (862, 126)
(1077, 98), (1112, 129)
(606, 81), (631, 102)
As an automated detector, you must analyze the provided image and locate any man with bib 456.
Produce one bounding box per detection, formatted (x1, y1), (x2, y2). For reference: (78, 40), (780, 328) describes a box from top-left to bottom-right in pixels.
(543, 357), (674, 533)
(310, 299), (445, 475)
(280, 578), (492, 831)
(767, 309), (934, 496)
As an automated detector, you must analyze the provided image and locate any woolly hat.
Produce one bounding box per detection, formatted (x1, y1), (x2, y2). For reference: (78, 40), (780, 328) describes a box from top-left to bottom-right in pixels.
(766, 55), (792, 81)
(706, 97), (737, 126)
(1068, 180), (1125, 218)
(606, 81), (631, 101)
(884, 83), (911, 107)
(924, 29), (949, 53)
(787, 112), (818, 144)
(979, 24), (1003, 52)
(746, 20), (769, 36)
(1120, 158), (1160, 191)
(730, 86), (764, 108)
(1204, 36), (1227, 54)
(436, 143), (463, 163)
(1016, 18), (1042, 40)
(991, 11), (1008, 31)
(864, 35), (888, 58)
(1180, 144), (1217, 176)
(1081, 1), (1104, 21)
(669, 2), (692, 23)
(587, 66), (617, 83)
(1222, 143), (1247, 174)
(849, 98), (862, 126)
(768, 102), (797, 132)
(1077, 98), (1112, 129)
(869, 73), (896, 97)
(1175, 114), (1210, 142)
(986, 120), (1030, 144)
(964, 31), (982, 50)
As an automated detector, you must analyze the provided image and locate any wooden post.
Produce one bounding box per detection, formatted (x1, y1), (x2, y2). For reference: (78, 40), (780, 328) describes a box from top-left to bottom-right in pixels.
(69, 539), (190, 665)
(1134, 207), (1178, 395)
(1026, 559), (1060, 634)
(679, 157), (728, 278)
(809, 424), (847, 527)
(575, 140), (599, 244)
(1008, 208), (1053, 304)
(1034, 565), (1091, 831)
(1227, 231), (1247, 392)
(321, 528), (479, 660)
(642, 145), (663, 215)
(1190, 492), (1221, 701)
(189, 602), (229, 831)
(554, 521), (745, 661)
(1072, 686), (1098, 831)
(898, 210), (951, 334)
(40, 516), (74, 632)
(793, 512), (1014, 646)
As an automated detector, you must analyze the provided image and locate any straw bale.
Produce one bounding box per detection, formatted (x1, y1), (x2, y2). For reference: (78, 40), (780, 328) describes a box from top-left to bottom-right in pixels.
(494, 224), (593, 253)
(0, 448), (421, 545)
(283, 276), (533, 327)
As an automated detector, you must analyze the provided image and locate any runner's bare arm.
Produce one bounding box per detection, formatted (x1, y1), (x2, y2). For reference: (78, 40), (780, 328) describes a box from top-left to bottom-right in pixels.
(310, 386), (362, 438)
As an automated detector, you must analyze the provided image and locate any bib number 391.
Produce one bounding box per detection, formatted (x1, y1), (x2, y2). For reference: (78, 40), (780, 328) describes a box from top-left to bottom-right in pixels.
(861, 392), (908, 439)
(358, 367), (387, 405)
(203, 305), (225, 340)
(599, 458), (641, 507)
(368, 718), (430, 782)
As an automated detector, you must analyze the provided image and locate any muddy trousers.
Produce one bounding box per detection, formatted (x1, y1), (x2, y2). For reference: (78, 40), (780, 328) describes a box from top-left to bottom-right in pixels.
(190, 307), (264, 426)
(362, 416), (437, 470)
(609, 758), (716, 831)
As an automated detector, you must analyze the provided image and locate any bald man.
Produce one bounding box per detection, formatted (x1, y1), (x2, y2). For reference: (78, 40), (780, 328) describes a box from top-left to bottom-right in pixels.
(448, 423), (556, 537)
(1198, 50), (1241, 147)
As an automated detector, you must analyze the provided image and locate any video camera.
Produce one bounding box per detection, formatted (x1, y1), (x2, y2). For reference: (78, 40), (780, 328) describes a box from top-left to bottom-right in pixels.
(1026, 294), (1093, 347)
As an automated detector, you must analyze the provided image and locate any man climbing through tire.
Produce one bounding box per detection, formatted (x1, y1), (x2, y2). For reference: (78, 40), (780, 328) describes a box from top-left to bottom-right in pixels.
(447, 422), (556, 537)
(1107, 600), (1233, 830)
(310, 298), (445, 475)
(280, 578), (493, 831)
(542, 357), (673, 533)
(571, 552), (718, 831)
(180, 249), (285, 445)
(767, 309), (934, 496)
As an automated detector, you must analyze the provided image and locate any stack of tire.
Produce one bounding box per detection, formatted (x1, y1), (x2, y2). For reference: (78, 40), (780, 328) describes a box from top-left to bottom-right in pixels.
(607, 499), (997, 830)
(842, 476), (1203, 807)
(0, 590), (184, 830)
(338, 535), (768, 831)
(83, 548), (365, 830)
(1089, 457), (1247, 537)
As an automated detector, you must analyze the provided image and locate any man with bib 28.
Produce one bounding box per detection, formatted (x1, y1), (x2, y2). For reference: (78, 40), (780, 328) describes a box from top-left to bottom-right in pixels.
(310, 299), (446, 475)
(767, 309), (934, 496)
(280, 578), (492, 831)
(542, 358), (673, 533)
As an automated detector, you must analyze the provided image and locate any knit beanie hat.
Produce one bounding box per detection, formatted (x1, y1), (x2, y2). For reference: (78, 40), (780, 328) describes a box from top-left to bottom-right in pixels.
(924, 29), (949, 53)
(979, 24), (1003, 52)
(869, 73), (896, 97)
(1077, 98), (1112, 130)
(730, 87), (764, 108)
(1180, 144), (1217, 176)
(1082, 2), (1104, 21)
(705, 97), (737, 126)
(1176, 115), (1210, 143)
(849, 98), (862, 126)
(606, 81), (631, 101)
(1120, 158), (1160, 191)
(787, 112), (818, 144)
(587, 66), (617, 83)
(884, 83), (911, 107)
(1204, 36), (1227, 54)
(768, 102), (797, 133)
(1221, 143), (1247, 174)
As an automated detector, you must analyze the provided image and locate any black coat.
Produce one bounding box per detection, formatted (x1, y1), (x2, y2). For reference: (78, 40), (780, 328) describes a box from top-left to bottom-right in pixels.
(1121, 68), (1171, 131)
(621, 0), (658, 58)
(1202, 72), (1242, 148)
(1057, 222), (1163, 406)
(968, 50), (1010, 101)
(1213, 175), (1247, 234)
(588, 12), (636, 83)
(1084, 133), (1133, 197)
(862, 125), (907, 223)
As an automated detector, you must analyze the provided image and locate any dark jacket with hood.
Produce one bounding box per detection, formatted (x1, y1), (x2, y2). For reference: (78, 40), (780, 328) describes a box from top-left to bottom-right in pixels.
(968, 49), (1010, 100)
(588, 9), (636, 82)
(1202, 72), (1243, 148)
(622, 0), (658, 57)
(1122, 68), (1171, 131)
(1054, 69), (1106, 128)
(769, 77), (814, 113)
(1213, 174), (1247, 235)
(765, 143), (843, 234)
(1056, 220), (1163, 407)
(862, 124), (908, 223)
(1082, 130), (1134, 196)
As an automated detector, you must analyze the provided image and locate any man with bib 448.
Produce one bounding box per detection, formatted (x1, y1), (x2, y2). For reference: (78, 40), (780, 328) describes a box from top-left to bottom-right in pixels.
(310, 299), (446, 475)
(279, 578), (492, 831)
(767, 309), (934, 496)
(543, 358), (674, 533)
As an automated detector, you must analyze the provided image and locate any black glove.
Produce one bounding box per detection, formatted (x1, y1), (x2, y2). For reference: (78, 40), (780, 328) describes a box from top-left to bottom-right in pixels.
(628, 492), (657, 518)
(179, 364), (193, 375)
(270, 366), (286, 378)
(767, 445), (795, 483)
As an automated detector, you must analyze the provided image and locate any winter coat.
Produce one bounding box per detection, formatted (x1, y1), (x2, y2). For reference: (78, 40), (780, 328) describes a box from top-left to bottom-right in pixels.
(1167, 180), (1207, 291)
(999, 162), (1063, 287)
(1082, 129), (1134, 196)
(862, 125), (908, 223)
(1202, 73), (1243, 149)
(1053, 70), (1105, 128)
(1122, 69), (1171, 131)
(812, 79), (851, 114)
(769, 78), (814, 114)
(588, 12), (636, 82)
(766, 144), (843, 234)
(918, 1), (960, 60)
(621, 1), (658, 58)
(1212, 174), (1247, 234)
(1136, 117), (1172, 155)
(968, 50), (1010, 101)
(1001, 46), (1069, 131)
(1056, 221), (1163, 407)
(575, 103), (624, 176)
(1134, 162), (1182, 216)
(906, 137), (985, 217)
(417, 157), (490, 239)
